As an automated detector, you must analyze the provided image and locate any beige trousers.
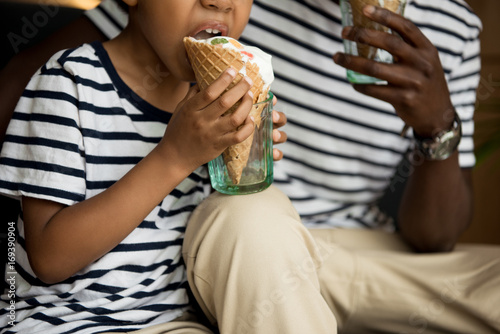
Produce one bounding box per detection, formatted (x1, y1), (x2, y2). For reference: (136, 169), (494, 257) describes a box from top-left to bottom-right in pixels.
(101, 312), (213, 334)
(182, 185), (500, 334)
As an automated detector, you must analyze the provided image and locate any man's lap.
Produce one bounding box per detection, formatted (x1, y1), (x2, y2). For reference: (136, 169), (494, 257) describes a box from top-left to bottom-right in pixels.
(181, 186), (500, 333)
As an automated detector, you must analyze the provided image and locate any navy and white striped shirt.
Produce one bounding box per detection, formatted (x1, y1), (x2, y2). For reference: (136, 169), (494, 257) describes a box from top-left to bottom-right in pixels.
(0, 42), (211, 333)
(88, 0), (481, 229)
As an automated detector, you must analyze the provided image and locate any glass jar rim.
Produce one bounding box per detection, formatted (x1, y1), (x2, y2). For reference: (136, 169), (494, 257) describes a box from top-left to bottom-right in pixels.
(253, 91), (274, 106)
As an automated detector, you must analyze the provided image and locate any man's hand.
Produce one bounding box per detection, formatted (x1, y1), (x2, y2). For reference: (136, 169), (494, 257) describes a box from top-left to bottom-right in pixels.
(333, 4), (473, 252)
(334, 4), (455, 137)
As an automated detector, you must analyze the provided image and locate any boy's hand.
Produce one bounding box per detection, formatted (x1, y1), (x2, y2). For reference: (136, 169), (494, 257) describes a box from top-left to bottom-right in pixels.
(159, 68), (255, 172)
(272, 94), (287, 161)
(334, 5), (455, 137)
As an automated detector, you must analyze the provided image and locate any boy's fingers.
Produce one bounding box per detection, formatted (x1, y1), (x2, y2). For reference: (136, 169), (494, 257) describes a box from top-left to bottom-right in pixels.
(273, 148), (283, 161)
(183, 84), (200, 102)
(206, 75), (253, 119)
(219, 92), (254, 133)
(273, 129), (287, 145)
(194, 68), (238, 108)
(176, 84), (200, 110)
(272, 110), (287, 129)
(220, 116), (255, 148)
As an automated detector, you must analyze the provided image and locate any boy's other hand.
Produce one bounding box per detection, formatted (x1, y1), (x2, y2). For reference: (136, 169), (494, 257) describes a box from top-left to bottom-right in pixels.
(333, 5), (455, 138)
(272, 95), (287, 161)
(159, 68), (255, 172)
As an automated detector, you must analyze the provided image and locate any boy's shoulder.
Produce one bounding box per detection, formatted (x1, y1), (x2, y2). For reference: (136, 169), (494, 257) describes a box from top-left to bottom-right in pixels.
(41, 42), (103, 74)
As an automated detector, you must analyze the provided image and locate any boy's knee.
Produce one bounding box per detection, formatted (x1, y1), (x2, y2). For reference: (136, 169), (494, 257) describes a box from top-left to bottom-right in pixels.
(188, 185), (298, 231)
(184, 185), (305, 259)
(209, 185), (297, 218)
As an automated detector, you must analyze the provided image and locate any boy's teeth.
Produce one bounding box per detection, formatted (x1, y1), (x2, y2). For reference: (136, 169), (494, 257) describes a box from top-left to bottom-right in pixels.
(205, 28), (221, 34)
(193, 28), (222, 40)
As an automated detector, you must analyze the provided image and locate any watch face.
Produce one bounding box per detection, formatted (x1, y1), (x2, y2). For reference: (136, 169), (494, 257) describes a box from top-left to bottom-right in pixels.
(431, 132), (461, 160)
(416, 110), (462, 161)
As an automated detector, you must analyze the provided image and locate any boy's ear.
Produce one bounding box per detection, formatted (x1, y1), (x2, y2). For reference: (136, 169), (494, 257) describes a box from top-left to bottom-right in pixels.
(122, 0), (138, 6)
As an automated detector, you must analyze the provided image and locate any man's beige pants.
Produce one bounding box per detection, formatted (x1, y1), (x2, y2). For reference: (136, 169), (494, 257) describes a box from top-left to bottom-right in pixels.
(124, 186), (500, 334)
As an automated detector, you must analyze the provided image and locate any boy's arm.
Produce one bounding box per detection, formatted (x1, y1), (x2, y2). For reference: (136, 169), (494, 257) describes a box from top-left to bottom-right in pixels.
(334, 6), (474, 252)
(0, 16), (107, 144)
(22, 71), (255, 284)
(23, 145), (191, 285)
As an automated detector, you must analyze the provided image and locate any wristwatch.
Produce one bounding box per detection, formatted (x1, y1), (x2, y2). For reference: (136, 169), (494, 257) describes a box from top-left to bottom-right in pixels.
(413, 111), (462, 161)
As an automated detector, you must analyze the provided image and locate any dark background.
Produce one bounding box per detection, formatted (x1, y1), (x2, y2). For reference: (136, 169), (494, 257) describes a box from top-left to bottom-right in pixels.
(0, 1), (84, 69)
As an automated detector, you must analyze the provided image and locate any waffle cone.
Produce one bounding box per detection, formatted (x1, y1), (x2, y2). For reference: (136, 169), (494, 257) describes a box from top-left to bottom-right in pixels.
(184, 37), (268, 184)
(350, 0), (401, 59)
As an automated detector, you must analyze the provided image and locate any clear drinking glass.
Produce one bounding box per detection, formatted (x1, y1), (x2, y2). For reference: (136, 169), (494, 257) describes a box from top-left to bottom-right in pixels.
(208, 92), (274, 195)
(340, 0), (407, 84)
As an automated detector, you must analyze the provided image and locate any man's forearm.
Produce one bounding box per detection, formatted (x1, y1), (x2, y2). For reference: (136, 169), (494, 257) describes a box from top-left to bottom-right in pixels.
(398, 151), (473, 252)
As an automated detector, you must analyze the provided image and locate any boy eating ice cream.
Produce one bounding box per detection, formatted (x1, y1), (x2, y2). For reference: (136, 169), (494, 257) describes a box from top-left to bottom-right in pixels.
(0, 1), (285, 333)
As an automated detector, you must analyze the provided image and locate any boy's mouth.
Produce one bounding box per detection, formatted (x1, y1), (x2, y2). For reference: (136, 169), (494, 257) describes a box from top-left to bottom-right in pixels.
(193, 28), (223, 40)
(190, 22), (228, 40)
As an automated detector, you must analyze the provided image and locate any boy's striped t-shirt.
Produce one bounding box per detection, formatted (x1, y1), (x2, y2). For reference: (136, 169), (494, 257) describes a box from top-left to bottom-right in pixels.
(87, 0), (482, 229)
(0, 42), (211, 333)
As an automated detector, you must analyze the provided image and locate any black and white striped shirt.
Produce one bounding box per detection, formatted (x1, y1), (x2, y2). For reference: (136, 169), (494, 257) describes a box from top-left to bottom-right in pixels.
(244, 0), (480, 228)
(0, 42), (211, 333)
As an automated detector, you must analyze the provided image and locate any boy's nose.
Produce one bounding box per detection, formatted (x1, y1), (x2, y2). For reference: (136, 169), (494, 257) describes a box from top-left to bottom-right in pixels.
(201, 0), (234, 12)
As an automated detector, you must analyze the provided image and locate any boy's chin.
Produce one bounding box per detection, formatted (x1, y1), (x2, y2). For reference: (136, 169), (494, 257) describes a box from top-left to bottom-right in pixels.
(179, 69), (196, 84)
(186, 71), (196, 83)
(167, 71), (195, 85)
(180, 57), (196, 83)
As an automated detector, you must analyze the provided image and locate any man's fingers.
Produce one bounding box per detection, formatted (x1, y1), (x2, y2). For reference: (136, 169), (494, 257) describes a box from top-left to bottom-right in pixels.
(333, 52), (391, 82)
(341, 24), (414, 64)
(362, 5), (432, 49)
